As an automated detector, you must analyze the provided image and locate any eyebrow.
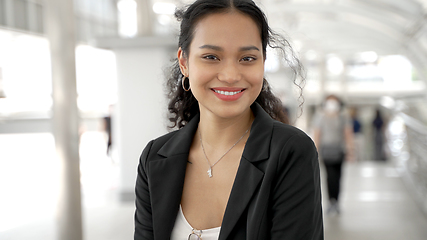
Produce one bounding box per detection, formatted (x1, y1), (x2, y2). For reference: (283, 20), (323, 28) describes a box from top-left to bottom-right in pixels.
(199, 45), (260, 52)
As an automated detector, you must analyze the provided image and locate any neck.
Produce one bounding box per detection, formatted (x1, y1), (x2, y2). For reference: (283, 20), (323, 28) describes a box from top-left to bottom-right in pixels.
(198, 109), (254, 148)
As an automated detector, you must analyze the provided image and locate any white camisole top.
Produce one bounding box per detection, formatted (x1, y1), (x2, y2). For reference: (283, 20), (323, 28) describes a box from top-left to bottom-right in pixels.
(171, 205), (221, 240)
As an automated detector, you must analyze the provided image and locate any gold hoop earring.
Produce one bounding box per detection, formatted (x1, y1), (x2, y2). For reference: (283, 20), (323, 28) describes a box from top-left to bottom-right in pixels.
(182, 76), (191, 92)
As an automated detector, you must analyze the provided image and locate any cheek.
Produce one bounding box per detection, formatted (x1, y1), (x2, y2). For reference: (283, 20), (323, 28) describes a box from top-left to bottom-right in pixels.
(188, 69), (209, 86)
(188, 62), (216, 85)
(248, 66), (265, 86)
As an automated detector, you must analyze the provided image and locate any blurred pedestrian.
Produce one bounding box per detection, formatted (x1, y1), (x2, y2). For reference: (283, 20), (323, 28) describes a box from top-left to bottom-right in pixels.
(350, 107), (364, 161)
(372, 108), (386, 161)
(103, 105), (114, 157)
(313, 95), (354, 215)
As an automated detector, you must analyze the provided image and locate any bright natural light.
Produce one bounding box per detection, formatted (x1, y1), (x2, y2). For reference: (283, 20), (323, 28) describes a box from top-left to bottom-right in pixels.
(152, 2), (176, 15)
(117, 0), (138, 38)
(378, 55), (412, 86)
(265, 47), (280, 73)
(0, 133), (58, 232)
(75, 45), (118, 113)
(0, 30), (117, 116)
(0, 30), (52, 114)
(327, 55), (344, 75)
(358, 51), (378, 63)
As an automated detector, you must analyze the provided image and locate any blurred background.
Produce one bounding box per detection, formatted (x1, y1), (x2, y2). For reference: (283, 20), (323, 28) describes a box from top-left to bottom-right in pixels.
(1, 0), (427, 239)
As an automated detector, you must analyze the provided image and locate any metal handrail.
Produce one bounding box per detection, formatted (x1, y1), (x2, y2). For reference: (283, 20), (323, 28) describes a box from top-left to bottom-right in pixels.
(389, 112), (427, 216)
(399, 113), (427, 135)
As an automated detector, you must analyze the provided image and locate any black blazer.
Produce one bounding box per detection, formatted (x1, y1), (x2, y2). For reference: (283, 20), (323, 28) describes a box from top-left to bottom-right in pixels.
(135, 103), (324, 239)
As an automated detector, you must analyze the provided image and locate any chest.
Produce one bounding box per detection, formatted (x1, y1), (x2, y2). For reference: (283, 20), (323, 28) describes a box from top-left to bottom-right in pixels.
(180, 146), (243, 230)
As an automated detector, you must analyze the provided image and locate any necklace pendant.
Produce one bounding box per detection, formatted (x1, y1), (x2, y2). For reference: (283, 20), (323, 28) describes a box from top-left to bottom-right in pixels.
(207, 167), (213, 178)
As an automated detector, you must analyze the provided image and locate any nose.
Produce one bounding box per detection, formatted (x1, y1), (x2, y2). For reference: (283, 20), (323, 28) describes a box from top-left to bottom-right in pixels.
(217, 61), (242, 84)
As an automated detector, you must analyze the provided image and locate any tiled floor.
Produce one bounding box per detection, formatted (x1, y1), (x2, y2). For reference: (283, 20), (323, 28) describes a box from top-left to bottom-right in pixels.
(1, 132), (427, 239)
(322, 161), (427, 240)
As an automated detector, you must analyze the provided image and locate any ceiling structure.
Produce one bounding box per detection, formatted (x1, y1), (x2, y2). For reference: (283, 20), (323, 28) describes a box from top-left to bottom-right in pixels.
(2, 0), (425, 79)
(263, 0), (424, 55)
(162, 0), (427, 81)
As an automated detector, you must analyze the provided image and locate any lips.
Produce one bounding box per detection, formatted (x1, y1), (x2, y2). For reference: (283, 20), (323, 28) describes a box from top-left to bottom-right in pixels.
(213, 89), (243, 96)
(211, 87), (246, 101)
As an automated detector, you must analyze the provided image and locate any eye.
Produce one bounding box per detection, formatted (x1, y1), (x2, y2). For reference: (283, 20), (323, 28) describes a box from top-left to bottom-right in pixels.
(240, 56), (257, 62)
(202, 55), (219, 61)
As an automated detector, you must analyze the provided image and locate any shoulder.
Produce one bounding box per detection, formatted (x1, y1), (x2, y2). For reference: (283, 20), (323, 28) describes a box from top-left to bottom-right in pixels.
(250, 106), (315, 153)
(270, 121), (318, 167)
(148, 130), (179, 152)
(138, 130), (179, 167)
(271, 121), (314, 146)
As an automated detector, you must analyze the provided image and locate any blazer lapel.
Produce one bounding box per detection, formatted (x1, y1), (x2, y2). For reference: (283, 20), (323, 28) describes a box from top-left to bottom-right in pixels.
(219, 158), (264, 240)
(148, 115), (199, 239)
(219, 103), (274, 240)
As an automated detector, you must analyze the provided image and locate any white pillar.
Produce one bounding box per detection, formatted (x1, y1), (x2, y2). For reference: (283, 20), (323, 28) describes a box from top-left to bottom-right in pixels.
(136, 0), (154, 36)
(45, 0), (83, 240)
(116, 48), (167, 200)
(95, 36), (176, 201)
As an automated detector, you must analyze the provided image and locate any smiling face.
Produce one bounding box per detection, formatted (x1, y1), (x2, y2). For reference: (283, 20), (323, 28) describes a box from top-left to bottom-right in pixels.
(178, 11), (265, 121)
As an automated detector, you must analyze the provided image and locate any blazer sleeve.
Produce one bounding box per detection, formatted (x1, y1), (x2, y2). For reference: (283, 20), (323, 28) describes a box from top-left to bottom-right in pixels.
(134, 140), (155, 240)
(270, 133), (324, 240)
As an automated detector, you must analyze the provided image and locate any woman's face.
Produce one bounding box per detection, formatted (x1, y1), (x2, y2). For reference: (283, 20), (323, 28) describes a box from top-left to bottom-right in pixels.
(178, 11), (264, 120)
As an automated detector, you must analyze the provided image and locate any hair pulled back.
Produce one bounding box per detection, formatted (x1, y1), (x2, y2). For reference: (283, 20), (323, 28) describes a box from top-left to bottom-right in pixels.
(166, 0), (304, 129)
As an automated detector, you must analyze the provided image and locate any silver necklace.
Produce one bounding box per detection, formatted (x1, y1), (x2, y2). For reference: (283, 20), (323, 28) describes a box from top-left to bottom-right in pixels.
(199, 127), (250, 178)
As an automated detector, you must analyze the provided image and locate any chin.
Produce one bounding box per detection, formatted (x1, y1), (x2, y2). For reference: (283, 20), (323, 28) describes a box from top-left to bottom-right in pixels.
(213, 106), (251, 119)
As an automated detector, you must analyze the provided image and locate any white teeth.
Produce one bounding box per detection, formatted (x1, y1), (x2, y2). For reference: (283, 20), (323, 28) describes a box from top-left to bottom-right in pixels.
(214, 89), (242, 96)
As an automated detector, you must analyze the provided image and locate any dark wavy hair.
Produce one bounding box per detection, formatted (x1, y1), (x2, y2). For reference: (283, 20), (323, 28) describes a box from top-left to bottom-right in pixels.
(166, 0), (305, 129)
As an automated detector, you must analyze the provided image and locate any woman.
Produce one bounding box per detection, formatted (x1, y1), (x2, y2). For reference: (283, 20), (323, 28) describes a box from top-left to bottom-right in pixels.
(134, 0), (323, 239)
(313, 95), (354, 215)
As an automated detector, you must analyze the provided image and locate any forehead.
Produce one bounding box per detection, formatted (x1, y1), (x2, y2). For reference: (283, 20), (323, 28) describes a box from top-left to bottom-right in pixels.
(191, 11), (262, 49)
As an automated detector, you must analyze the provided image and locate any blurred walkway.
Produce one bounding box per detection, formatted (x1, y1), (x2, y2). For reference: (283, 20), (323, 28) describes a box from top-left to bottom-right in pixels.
(0, 132), (134, 240)
(1, 133), (427, 239)
(323, 161), (427, 240)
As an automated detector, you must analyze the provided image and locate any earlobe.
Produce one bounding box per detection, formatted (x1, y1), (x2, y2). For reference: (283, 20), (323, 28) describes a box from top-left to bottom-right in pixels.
(177, 47), (188, 76)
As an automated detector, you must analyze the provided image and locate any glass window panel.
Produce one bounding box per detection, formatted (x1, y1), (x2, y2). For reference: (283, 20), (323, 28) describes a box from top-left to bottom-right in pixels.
(0, 0), (5, 26)
(35, 3), (44, 34)
(0, 30), (52, 115)
(14, 0), (28, 30)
